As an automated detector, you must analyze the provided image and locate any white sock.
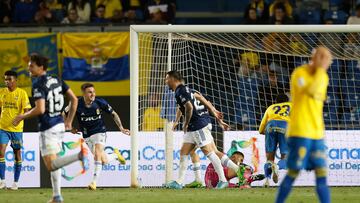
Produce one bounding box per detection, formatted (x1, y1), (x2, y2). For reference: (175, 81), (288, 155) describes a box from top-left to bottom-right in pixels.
(207, 151), (227, 182)
(92, 161), (102, 183)
(220, 155), (239, 172)
(193, 162), (202, 182)
(51, 169), (61, 197)
(51, 154), (80, 171)
(177, 155), (188, 185)
(106, 153), (117, 163)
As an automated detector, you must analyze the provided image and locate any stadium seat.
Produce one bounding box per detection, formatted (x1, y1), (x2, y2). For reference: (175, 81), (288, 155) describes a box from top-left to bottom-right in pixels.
(298, 10), (321, 24)
(342, 112), (360, 130)
(176, 0), (221, 12)
(324, 10), (348, 24)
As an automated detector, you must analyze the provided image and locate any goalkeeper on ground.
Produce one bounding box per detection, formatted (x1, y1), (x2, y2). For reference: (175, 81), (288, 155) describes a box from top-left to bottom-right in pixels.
(259, 93), (291, 187)
(204, 151), (265, 188)
(275, 46), (332, 203)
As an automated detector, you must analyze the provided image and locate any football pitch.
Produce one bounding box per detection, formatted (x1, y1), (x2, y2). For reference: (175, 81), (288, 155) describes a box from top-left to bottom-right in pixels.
(1, 187), (359, 203)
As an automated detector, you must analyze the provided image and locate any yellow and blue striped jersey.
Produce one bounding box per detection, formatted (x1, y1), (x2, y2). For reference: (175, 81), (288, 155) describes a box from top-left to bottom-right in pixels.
(287, 64), (329, 139)
(0, 87), (31, 132)
(259, 102), (291, 134)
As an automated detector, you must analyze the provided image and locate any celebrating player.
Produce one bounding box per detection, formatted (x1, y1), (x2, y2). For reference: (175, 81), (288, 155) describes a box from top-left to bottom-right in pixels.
(275, 46), (332, 203)
(165, 70), (230, 189)
(64, 83), (130, 191)
(205, 151), (265, 188)
(259, 93), (291, 187)
(0, 71), (31, 190)
(13, 54), (88, 203)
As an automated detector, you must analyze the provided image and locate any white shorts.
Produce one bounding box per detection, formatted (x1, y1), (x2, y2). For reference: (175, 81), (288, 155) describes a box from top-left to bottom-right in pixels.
(84, 133), (107, 154)
(183, 124), (213, 148)
(39, 123), (65, 156)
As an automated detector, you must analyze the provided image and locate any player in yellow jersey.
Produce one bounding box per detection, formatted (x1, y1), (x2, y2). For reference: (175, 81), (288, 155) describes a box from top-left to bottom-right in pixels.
(275, 47), (332, 203)
(0, 71), (31, 190)
(259, 93), (290, 187)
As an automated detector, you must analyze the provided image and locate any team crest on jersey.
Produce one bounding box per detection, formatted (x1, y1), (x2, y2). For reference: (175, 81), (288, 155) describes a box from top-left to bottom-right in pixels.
(96, 108), (100, 115)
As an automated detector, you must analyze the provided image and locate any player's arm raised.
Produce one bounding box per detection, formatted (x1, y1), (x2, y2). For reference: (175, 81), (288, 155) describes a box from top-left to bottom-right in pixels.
(64, 89), (78, 131)
(112, 111), (130, 136)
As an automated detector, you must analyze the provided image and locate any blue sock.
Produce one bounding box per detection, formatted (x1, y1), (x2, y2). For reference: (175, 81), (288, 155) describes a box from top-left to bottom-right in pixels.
(0, 158), (5, 180)
(14, 161), (22, 182)
(316, 177), (330, 203)
(275, 175), (295, 203)
(264, 162), (272, 178)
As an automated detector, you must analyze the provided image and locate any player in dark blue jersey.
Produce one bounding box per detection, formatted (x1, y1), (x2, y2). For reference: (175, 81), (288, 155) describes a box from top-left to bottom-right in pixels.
(64, 83), (130, 190)
(12, 54), (88, 203)
(164, 70), (230, 189)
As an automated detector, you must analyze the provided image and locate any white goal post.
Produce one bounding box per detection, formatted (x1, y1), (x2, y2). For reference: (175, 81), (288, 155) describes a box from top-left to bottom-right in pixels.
(130, 25), (360, 187)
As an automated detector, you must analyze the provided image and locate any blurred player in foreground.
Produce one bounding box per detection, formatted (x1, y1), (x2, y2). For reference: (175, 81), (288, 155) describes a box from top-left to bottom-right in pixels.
(0, 71), (31, 190)
(259, 93), (291, 187)
(165, 70), (230, 189)
(275, 46), (332, 203)
(13, 54), (88, 203)
(64, 83), (130, 190)
(205, 151), (265, 188)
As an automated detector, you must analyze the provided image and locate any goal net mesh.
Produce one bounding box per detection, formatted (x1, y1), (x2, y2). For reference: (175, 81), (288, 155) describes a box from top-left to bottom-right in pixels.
(136, 31), (360, 186)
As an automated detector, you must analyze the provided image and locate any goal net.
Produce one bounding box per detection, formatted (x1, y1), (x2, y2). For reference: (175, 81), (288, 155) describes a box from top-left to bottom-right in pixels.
(130, 25), (360, 187)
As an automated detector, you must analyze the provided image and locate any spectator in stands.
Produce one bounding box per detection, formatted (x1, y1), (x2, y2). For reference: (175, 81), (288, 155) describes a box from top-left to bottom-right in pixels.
(61, 8), (85, 24)
(96, 0), (122, 19)
(142, 94), (166, 131)
(110, 9), (124, 23)
(269, 0), (292, 17)
(123, 9), (140, 24)
(145, 0), (176, 24)
(45, 0), (64, 22)
(0, 0), (11, 24)
(244, 0), (270, 24)
(92, 4), (110, 23)
(344, 33), (360, 57)
(258, 71), (284, 114)
(68, 0), (91, 23)
(34, 1), (56, 24)
(269, 3), (293, 24)
(244, 7), (261, 24)
(146, 8), (167, 24)
(289, 34), (308, 55)
(347, 4), (360, 24)
(236, 51), (260, 78)
(324, 18), (334, 24)
(122, 0), (145, 21)
(13, 0), (39, 23)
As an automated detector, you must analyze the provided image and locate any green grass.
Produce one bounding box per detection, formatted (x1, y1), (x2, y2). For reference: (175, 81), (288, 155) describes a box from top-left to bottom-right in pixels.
(0, 187), (359, 203)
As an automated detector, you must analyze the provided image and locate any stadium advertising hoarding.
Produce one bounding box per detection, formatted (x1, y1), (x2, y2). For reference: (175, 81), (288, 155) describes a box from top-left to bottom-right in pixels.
(11, 131), (360, 187)
(4, 133), (40, 187)
(60, 132), (209, 187)
(224, 131), (360, 186)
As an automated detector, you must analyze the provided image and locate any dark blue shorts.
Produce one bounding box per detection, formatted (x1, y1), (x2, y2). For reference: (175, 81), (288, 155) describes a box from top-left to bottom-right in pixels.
(287, 137), (327, 170)
(265, 120), (288, 154)
(0, 130), (23, 150)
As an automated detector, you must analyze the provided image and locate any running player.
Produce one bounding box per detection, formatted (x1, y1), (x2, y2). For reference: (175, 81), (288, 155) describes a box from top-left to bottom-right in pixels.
(64, 83), (130, 190)
(13, 54), (88, 203)
(259, 93), (291, 187)
(275, 46), (332, 203)
(0, 71), (31, 190)
(165, 70), (229, 189)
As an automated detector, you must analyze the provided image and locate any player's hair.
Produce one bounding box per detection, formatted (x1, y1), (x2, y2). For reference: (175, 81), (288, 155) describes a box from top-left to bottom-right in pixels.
(276, 93), (289, 103)
(30, 54), (49, 71)
(97, 4), (106, 9)
(166, 70), (183, 81)
(231, 151), (244, 158)
(81, 83), (94, 92)
(4, 70), (17, 78)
